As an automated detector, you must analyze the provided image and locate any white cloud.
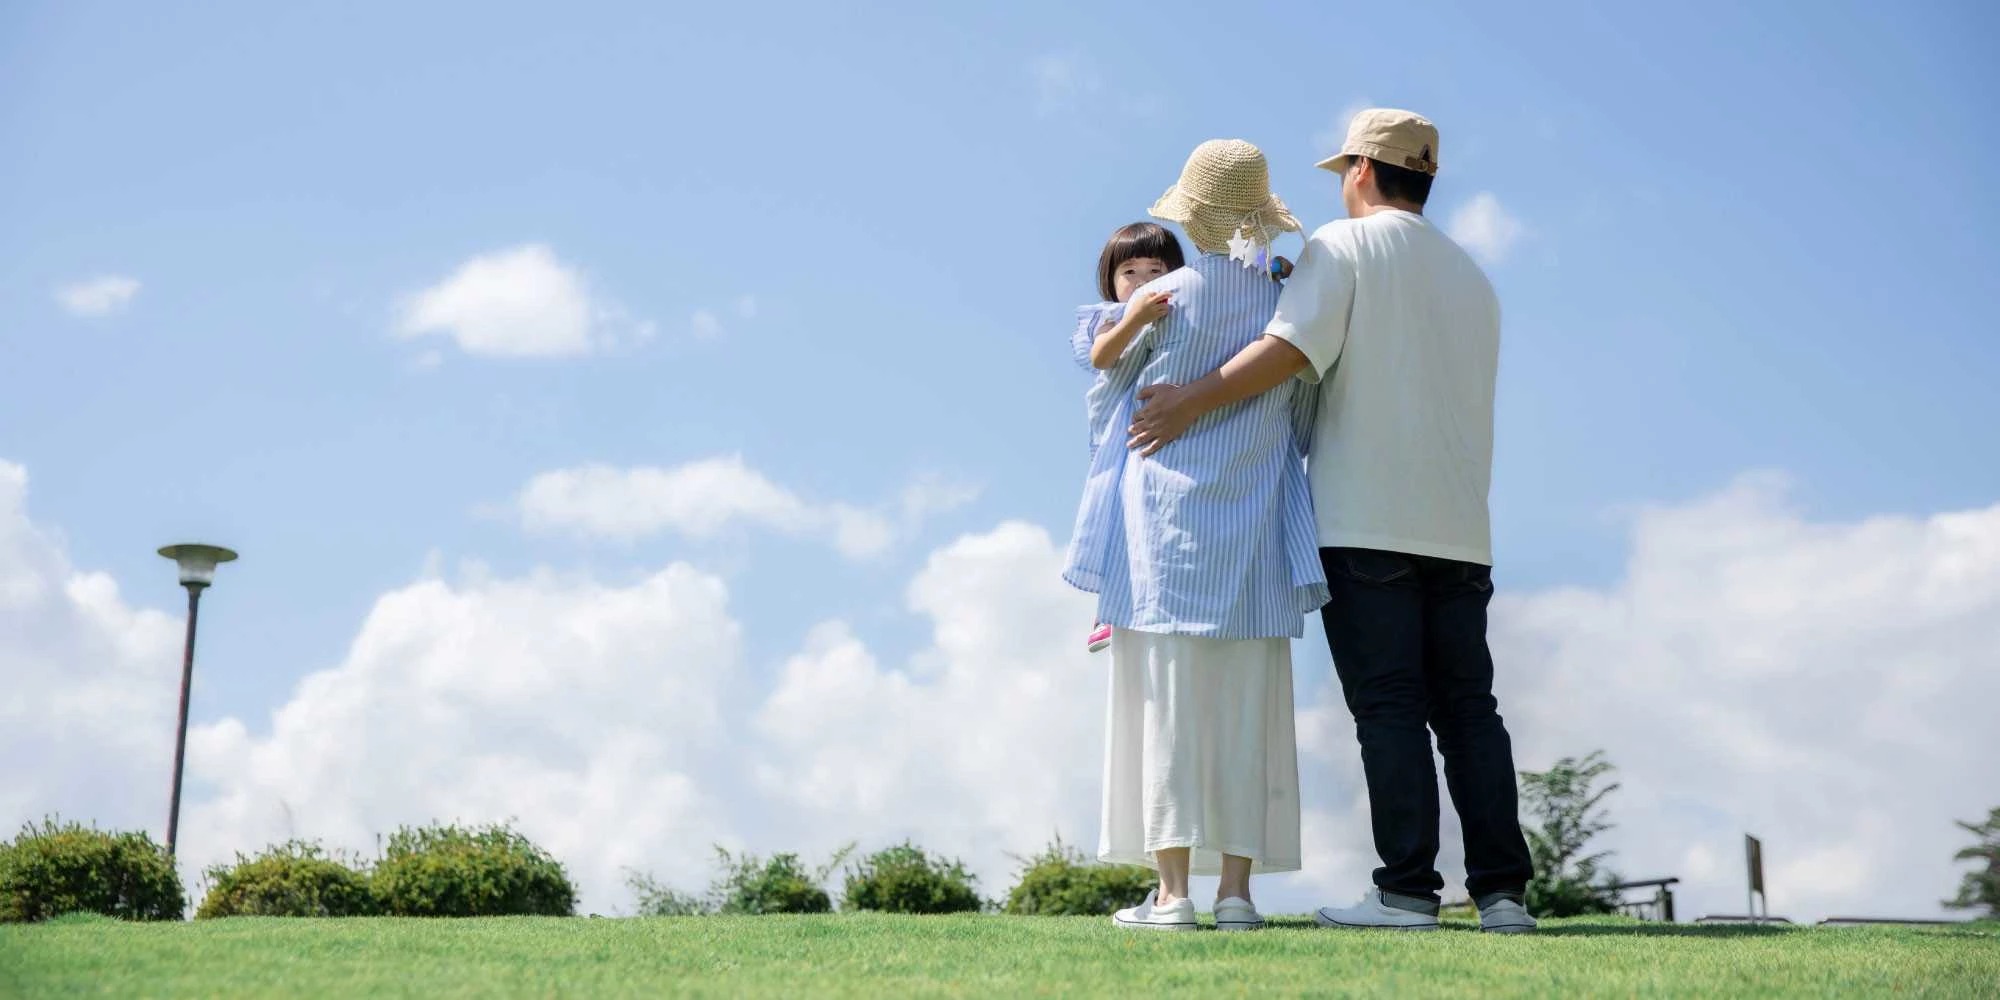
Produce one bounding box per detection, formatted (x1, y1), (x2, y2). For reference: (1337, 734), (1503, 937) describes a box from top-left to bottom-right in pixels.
(54, 275), (141, 317)
(0, 461), (181, 834)
(1489, 472), (2000, 922)
(690, 309), (724, 340)
(513, 456), (976, 560)
(1029, 51), (1100, 115)
(179, 561), (743, 914)
(686, 296), (756, 339)
(6, 456), (1997, 922)
(1447, 192), (1524, 265)
(750, 523), (1104, 893)
(396, 244), (649, 359)
(900, 473), (983, 522)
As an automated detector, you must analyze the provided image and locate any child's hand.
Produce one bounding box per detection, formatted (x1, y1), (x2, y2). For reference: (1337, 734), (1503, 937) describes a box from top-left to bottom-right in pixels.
(1129, 290), (1172, 325)
(1269, 256), (1294, 282)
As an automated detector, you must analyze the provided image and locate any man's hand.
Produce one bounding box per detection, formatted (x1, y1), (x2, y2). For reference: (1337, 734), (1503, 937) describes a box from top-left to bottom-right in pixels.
(1128, 290), (1172, 325)
(1125, 337), (1313, 456)
(1128, 382), (1199, 456)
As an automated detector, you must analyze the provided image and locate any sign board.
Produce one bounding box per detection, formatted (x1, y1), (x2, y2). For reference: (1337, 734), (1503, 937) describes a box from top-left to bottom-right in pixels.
(1746, 835), (1765, 894)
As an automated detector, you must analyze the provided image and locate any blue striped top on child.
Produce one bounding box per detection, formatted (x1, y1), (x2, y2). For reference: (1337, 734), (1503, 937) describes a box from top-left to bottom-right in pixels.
(1062, 252), (1329, 639)
(1071, 301), (1127, 456)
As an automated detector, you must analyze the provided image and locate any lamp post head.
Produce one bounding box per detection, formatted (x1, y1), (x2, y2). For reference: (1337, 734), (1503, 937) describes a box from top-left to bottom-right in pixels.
(157, 543), (237, 589)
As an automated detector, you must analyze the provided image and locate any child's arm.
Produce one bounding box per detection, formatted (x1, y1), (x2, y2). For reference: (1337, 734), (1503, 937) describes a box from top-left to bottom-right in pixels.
(1089, 291), (1172, 369)
(1071, 303), (1123, 369)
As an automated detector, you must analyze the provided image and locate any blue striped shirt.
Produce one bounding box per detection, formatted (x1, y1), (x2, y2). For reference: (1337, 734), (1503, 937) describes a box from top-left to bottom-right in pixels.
(1071, 301), (1127, 455)
(1062, 253), (1328, 639)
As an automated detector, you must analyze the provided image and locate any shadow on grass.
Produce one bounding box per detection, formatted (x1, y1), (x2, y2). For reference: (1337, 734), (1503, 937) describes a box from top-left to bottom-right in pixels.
(1535, 923), (1795, 938)
(1253, 917), (1797, 938)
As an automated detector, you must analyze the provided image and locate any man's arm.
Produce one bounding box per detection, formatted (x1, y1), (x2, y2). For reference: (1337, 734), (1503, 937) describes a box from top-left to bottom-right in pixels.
(1127, 234), (1353, 455)
(1126, 337), (1309, 455)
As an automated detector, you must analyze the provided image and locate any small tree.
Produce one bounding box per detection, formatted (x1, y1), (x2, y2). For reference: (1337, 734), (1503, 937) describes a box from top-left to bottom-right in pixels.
(1946, 807), (2000, 918)
(843, 842), (981, 914)
(1002, 835), (1154, 916)
(1518, 751), (1622, 917)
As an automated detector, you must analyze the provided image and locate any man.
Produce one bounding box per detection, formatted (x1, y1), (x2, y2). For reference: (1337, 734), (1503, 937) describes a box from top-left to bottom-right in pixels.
(1126, 109), (1537, 934)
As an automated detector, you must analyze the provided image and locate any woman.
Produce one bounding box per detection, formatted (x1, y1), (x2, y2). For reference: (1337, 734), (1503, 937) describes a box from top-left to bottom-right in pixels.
(1063, 139), (1326, 931)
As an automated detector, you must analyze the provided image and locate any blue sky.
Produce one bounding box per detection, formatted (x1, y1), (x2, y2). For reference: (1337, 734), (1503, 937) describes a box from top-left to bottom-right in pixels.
(4, 1), (1996, 919)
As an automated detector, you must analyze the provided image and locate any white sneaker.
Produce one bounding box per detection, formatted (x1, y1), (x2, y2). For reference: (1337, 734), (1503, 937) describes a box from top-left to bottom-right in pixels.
(1213, 896), (1264, 932)
(1478, 897), (1537, 934)
(1313, 889), (1441, 931)
(1113, 889), (1198, 931)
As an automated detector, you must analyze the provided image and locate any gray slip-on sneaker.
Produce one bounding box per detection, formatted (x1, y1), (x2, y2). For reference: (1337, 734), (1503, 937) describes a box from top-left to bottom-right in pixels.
(1477, 896), (1538, 934)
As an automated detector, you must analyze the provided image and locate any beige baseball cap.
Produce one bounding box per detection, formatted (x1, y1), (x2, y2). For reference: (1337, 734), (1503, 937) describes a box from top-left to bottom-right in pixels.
(1316, 108), (1440, 176)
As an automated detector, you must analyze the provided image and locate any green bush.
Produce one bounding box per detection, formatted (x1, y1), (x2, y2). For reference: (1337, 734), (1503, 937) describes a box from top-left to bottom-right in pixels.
(626, 870), (711, 916)
(196, 841), (375, 918)
(0, 818), (186, 923)
(1002, 836), (1153, 916)
(843, 842), (982, 914)
(710, 847), (847, 915)
(370, 822), (574, 917)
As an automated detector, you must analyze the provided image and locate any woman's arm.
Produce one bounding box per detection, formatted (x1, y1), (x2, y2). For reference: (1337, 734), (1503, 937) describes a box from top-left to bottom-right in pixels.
(1090, 291), (1172, 369)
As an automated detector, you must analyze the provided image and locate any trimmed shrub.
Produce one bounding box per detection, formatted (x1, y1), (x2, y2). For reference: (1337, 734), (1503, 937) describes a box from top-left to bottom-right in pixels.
(196, 841), (375, 918)
(370, 822), (574, 917)
(843, 842), (981, 914)
(1002, 836), (1153, 916)
(710, 847), (847, 915)
(0, 818), (186, 923)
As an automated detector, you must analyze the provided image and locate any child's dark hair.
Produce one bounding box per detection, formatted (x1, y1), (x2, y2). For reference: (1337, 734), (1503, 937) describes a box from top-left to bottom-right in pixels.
(1096, 223), (1186, 301)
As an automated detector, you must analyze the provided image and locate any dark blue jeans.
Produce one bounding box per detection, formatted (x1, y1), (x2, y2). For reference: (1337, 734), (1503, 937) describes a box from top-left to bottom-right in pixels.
(1318, 547), (1536, 904)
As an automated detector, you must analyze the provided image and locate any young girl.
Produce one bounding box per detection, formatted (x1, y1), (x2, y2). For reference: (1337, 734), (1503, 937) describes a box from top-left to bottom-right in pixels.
(1069, 224), (1293, 653)
(1070, 223), (1187, 653)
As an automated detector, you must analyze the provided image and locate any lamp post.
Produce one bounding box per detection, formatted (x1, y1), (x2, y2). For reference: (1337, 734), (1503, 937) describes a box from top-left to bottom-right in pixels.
(157, 543), (236, 858)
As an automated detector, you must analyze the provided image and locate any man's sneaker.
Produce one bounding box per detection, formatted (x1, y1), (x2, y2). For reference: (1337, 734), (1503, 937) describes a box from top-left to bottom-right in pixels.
(1087, 623), (1113, 653)
(1113, 889), (1198, 931)
(1313, 889), (1441, 931)
(1477, 896), (1538, 934)
(1213, 896), (1265, 932)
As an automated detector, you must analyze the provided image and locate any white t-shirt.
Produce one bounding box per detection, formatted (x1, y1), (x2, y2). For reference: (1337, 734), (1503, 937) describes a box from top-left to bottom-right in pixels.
(1266, 210), (1501, 565)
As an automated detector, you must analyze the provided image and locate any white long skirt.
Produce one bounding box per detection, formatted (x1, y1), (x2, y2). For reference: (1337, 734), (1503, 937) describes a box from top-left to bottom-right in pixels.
(1097, 629), (1302, 874)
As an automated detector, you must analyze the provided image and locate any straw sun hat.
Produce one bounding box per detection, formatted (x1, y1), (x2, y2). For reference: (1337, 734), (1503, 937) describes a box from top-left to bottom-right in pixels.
(1148, 139), (1300, 257)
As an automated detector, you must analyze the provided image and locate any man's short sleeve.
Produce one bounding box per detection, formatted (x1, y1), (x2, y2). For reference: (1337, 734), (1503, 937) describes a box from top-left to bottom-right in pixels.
(1264, 233), (1355, 384)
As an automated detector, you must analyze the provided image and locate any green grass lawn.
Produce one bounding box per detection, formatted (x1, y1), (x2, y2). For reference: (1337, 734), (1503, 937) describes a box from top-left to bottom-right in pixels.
(3, 913), (1995, 998)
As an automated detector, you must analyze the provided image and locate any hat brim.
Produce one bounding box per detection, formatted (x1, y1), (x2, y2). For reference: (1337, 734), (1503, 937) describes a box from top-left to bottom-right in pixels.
(1148, 185), (1198, 224)
(1152, 185), (1301, 233)
(1319, 140), (1438, 176)
(1315, 152), (1353, 174)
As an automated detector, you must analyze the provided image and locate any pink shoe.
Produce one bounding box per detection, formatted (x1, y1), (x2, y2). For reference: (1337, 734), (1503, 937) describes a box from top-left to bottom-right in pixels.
(1087, 623), (1113, 653)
